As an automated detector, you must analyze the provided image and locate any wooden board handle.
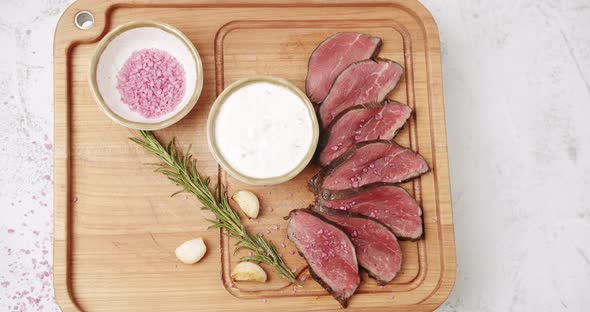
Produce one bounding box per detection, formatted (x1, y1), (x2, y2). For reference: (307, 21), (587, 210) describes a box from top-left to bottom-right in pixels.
(55, 0), (112, 48)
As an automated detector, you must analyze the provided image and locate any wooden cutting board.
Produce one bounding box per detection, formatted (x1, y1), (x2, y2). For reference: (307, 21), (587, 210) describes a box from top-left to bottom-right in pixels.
(53, 0), (455, 311)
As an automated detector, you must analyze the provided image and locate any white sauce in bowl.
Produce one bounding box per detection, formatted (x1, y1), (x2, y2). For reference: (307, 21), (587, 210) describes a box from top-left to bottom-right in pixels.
(213, 82), (314, 179)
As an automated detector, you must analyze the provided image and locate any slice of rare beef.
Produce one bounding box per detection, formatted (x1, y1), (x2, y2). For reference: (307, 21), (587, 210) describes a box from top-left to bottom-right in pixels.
(319, 59), (403, 126)
(287, 209), (360, 307)
(306, 32), (382, 103)
(313, 208), (403, 284)
(318, 185), (423, 240)
(318, 100), (412, 166)
(310, 141), (429, 193)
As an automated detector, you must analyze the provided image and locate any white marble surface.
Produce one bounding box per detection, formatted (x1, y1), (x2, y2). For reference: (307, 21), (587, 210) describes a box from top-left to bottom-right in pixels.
(1, 0), (589, 311)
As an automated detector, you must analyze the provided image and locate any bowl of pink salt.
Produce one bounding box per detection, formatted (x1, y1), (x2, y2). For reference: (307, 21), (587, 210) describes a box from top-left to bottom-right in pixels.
(89, 20), (203, 130)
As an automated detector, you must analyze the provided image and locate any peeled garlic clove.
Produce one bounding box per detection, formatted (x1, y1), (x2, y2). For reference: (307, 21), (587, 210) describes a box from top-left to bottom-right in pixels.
(175, 238), (207, 264)
(231, 261), (267, 282)
(231, 190), (260, 219)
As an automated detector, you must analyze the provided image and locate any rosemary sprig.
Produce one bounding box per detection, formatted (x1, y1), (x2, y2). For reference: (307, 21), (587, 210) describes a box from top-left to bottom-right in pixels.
(130, 130), (299, 285)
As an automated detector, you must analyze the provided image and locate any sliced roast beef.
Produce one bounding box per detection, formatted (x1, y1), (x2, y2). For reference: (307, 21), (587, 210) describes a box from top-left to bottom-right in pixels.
(287, 209), (360, 307)
(318, 185), (423, 240)
(318, 100), (412, 166)
(306, 33), (382, 103)
(319, 59), (403, 126)
(312, 208), (402, 284)
(311, 141), (429, 193)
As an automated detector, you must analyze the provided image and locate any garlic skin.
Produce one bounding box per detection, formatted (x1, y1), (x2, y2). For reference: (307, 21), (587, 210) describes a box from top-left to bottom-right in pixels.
(231, 190), (260, 219)
(231, 261), (267, 282)
(175, 238), (207, 264)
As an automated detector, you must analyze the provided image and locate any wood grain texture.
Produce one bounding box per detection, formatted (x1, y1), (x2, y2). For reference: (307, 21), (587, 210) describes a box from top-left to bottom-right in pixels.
(53, 0), (455, 311)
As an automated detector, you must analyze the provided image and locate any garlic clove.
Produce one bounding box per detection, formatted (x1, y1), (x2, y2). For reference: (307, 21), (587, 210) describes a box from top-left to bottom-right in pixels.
(231, 190), (260, 219)
(175, 238), (207, 264)
(231, 261), (267, 282)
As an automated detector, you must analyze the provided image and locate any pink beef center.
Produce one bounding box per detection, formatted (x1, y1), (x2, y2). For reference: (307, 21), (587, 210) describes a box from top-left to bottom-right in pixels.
(320, 60), (400, 125)
(295, 214), (358, 293)
(322, 143), (427, 190)
(116, 48), (186, 119)
(307, 33), (379, 102)
(321, 102), (411, 165)
(321, 214), (401, 279)
(323, 186), (422, 237)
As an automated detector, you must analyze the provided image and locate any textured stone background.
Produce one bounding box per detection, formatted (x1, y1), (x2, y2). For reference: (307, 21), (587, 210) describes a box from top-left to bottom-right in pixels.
(0, 0), (589, 311)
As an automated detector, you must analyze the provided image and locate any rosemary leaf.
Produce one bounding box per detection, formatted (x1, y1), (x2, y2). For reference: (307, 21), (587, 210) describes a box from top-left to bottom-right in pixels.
(130, 130), (299, 285)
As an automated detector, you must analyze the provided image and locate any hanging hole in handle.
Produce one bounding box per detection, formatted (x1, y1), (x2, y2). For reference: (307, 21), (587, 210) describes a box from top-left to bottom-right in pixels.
(74, 11), (94, 30)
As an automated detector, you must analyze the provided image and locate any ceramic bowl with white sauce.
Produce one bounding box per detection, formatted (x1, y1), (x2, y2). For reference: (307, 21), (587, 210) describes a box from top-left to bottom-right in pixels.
(89, 20), (203, 130)
(207, 76), (319, 186)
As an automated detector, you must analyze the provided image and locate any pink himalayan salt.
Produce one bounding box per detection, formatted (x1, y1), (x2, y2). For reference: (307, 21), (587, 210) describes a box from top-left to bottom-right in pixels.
(116, 48), (186, 118)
